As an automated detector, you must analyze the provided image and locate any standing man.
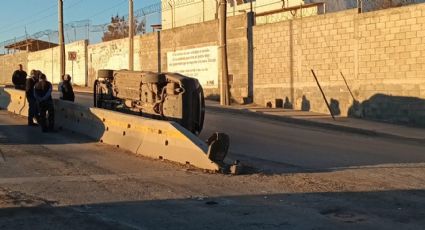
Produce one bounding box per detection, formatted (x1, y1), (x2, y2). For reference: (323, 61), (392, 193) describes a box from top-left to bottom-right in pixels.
(34, 74), (55, 132)
(59, 74), (75, 102)
(12, 64), (27, 90)
(25, 70), (40, 126)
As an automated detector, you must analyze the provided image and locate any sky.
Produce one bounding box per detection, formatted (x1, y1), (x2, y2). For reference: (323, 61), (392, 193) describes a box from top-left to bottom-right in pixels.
(0, 0), (160, 43)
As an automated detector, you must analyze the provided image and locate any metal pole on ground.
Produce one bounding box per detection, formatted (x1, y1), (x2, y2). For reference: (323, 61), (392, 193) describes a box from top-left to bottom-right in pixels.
(58, 0), (65, 78)
(129, 0), (134, 71)
(340, 71), (356, 102)
(311, 69), (335, 120)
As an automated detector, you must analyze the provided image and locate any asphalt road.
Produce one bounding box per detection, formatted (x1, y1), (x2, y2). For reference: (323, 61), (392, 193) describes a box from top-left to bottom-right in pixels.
(1, 109), (424, 229)
(56, 92), (425, 173)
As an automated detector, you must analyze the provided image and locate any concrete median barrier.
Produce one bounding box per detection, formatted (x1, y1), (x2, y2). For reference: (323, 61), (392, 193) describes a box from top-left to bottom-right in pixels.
(0, 87), (28, 116)
(1, 87), (222, 172)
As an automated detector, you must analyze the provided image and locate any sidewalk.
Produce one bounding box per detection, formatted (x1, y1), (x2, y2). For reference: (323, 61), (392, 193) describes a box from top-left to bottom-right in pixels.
(206, 100), (425, 143)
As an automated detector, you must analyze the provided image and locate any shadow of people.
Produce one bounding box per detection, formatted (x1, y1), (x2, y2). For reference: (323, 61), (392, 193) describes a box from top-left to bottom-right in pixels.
(0, 87), (11, 109)
(0, 87), (106, 145)
(348, 94), (425, 127)
(301, 95), (310, 111)
(284, 97), (293, 109)
(330, 98), (341, 116)
(348, 100), (363, 118)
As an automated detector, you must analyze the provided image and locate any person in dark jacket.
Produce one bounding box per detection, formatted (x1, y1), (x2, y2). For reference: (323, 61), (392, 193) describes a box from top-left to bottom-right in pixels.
(25, 70), (40, 126)
(12, 64), (27, 90)
(34, 74), (54, 132)
(58, 74), (75, 102)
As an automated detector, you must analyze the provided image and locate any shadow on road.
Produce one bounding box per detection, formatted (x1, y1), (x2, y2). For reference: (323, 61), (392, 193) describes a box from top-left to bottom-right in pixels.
(0, 189), (423, 229)
(0, 87), (105, 145)
(0, 124), (97, 145)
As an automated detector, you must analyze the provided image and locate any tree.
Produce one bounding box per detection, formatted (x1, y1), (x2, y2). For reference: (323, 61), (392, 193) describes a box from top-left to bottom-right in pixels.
(102, 14), (146, 42)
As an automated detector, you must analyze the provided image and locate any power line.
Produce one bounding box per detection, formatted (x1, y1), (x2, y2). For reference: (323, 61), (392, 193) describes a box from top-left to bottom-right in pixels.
(87, 0), (128, 20)
(1, 0), (161, 47)
(65, 0), (85, 10)
(0, 0), (90, 36)
(0, 3), (58, 34)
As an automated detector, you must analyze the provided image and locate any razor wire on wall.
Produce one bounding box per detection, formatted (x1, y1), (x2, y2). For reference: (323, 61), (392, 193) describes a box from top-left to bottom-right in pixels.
(359, 0), (425, 12)
(0, 2), (163, 54)
(3, 0), (425, 54)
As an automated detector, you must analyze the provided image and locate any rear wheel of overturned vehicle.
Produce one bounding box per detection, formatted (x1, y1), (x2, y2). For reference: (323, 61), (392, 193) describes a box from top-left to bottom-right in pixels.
(93, 80), (104, 108)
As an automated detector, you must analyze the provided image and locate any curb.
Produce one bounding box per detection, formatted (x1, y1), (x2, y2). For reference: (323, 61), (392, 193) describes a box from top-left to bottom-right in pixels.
(205, 104), (425, 144)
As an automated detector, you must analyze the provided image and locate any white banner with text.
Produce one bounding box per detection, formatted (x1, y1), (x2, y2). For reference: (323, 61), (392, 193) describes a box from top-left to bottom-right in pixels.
(167, 46), (218, 88)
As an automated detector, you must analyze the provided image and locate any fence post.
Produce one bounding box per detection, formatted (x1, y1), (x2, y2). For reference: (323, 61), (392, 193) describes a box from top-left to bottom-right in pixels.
(357, 0), (363, 13)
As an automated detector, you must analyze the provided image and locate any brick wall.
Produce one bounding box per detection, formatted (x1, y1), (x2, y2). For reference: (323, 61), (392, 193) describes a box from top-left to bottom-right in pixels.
(88, 14), (249, 103)
(0, 52), (28, 85)
(139, 33), (160, 72)
(159, 14), (249, 102)
(88, 33), (161, 86)
(253, 4), (425, 126)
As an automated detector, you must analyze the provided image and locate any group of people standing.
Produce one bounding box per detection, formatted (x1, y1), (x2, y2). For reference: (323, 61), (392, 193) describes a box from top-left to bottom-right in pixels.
(12, 64), (75, 133)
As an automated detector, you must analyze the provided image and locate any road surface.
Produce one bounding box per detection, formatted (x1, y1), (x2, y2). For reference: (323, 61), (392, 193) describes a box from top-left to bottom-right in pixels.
(0, 109), (424, 229)
(60, 92), (425, 174)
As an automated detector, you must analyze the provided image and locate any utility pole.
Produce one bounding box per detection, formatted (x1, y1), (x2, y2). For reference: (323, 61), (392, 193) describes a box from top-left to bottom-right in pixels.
(129, 0), (134, 71)
(250, 0), (253, 12)
(58, 0), (65, 77)
(219, 0), (230, 106)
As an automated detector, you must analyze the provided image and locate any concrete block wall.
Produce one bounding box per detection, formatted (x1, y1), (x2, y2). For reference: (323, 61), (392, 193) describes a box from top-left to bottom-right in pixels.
(87, 14), (248, 102)
(0, 52), (28, 85)
(159, 19), (218, 75)
(27, 40), (88, 85)
(139, 33), (160, 72)
(88, 33), (161, 86)
(253, 4), (425, 126)
(159, 14), (249, 102)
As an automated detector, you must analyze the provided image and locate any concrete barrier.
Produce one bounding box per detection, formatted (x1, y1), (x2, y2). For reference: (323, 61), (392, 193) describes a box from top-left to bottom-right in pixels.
(0, 87), (222, 171)
(0, 87), (28, 116)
